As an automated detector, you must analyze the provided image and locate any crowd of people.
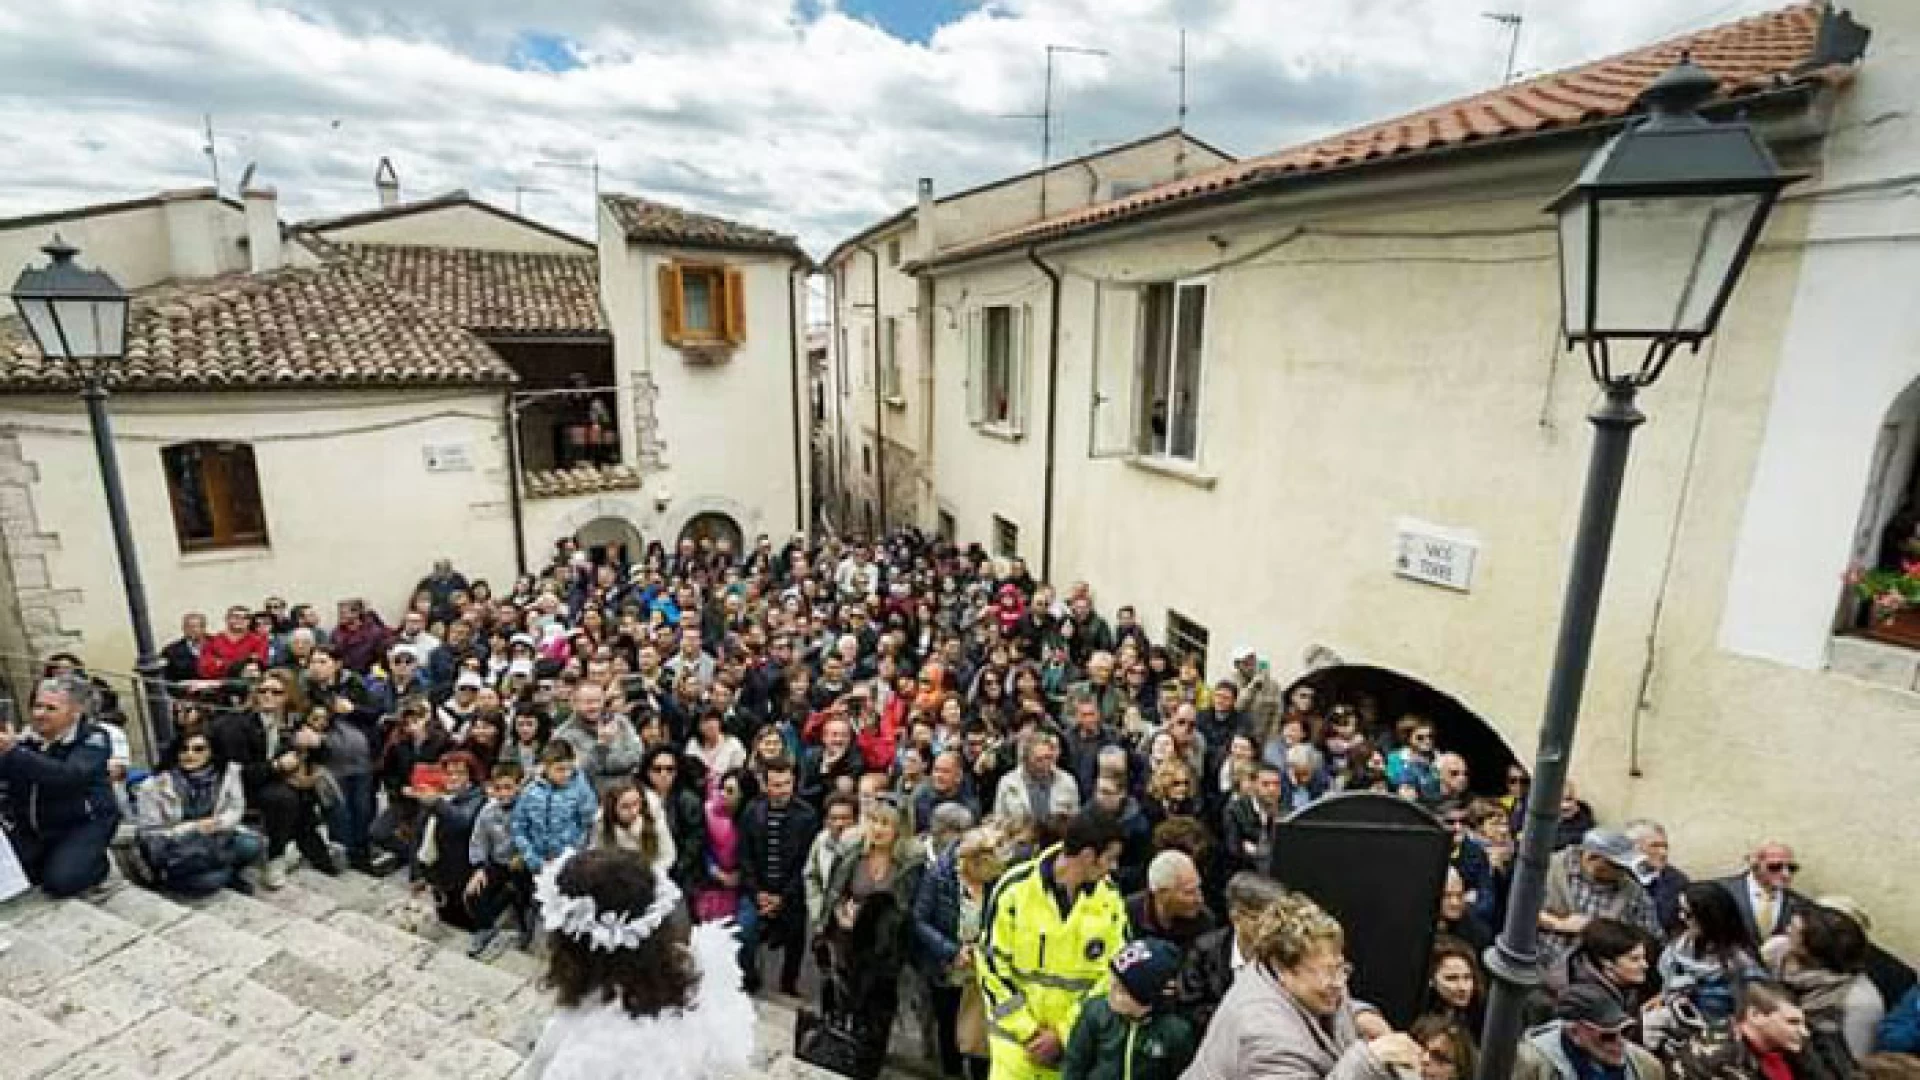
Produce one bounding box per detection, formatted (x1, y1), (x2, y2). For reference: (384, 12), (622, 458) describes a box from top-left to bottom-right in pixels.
(2, 529), (1918, 1080)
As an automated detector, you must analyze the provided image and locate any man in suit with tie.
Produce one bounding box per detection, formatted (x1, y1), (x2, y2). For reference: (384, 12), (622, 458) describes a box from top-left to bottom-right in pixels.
(160, 612), (208, 687)
(1713, 839), (1806, 946)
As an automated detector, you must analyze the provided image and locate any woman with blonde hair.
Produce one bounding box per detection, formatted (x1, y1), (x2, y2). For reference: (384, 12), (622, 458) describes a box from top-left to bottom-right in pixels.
(816, 798), (926, 1068)
(1185, 889), (1424, 1079)
(913, 825), (1007, 1079)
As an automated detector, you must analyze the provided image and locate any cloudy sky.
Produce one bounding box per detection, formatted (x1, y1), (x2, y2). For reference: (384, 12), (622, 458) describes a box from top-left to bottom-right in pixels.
(0, 0), (1780, 256)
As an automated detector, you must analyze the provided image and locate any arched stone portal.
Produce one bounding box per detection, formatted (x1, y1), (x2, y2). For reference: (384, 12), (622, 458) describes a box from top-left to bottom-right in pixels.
(1283, 665), (1521, 798)
(575, 516), (643, 566)
(678, 511), (743, 557)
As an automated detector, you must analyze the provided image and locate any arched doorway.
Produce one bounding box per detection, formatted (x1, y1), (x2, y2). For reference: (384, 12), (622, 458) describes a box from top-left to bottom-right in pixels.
(678, 511), (743, 559)
(575, 516), (643, 568)
(1283, 665), (1521, 798)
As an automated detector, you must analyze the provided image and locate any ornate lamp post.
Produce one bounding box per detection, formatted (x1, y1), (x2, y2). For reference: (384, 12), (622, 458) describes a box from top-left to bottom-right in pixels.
(10, 237), (171, 755)
(1475, 56), (1795, 1080)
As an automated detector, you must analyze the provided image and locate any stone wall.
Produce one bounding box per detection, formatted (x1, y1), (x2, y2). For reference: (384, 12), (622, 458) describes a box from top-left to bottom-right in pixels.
(0, 430), (81, 705)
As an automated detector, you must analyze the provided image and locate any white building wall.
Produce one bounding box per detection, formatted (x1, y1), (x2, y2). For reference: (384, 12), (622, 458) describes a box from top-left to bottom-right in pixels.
(0, 389), (517, 673)
(599, 222), (804, 548)
(0, 193), (247, 292)
(926, 131), (1920, 953)
(315, 203), (589, 253)
(1722, 0), (1920, 669)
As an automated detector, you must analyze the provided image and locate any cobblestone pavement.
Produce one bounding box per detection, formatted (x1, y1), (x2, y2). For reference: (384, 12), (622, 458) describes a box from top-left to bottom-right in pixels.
(0, 859), (922, 1079)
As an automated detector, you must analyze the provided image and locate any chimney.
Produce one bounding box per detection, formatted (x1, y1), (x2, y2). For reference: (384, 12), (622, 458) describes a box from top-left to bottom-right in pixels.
(242, 186), (282, 272)
(375, 156), (400, 208)
(915, 177), (937, 259)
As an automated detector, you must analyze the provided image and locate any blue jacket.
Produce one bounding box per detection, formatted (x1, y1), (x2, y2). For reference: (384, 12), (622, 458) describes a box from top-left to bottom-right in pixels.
(1883, 985), (1920, 1055)
(0, 719), (120, 834)
(509, 771), (595, 871)
(911, 849), (964, 976)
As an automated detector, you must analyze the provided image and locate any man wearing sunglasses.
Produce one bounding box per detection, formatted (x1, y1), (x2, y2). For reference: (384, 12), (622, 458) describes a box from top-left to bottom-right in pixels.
(1712, 840), (1807, 945)
(1515, 983), (1665, 1079)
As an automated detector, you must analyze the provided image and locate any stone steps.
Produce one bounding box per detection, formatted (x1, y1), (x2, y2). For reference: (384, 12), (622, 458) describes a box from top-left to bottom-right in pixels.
(0, 860), (930, 1080)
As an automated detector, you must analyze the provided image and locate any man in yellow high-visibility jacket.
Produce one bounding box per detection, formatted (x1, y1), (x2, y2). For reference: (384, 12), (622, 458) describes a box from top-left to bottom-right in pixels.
(978, 810), (1131, 1080)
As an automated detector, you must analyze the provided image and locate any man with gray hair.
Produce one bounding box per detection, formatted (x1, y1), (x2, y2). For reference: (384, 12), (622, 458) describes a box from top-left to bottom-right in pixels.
(1625, 818), (1690, 936)
(1125, 849), (1216, 952)
(1177, 871), (1288, 1031)
(0, 673), (120, 897)
(992, 728), (1079, 824)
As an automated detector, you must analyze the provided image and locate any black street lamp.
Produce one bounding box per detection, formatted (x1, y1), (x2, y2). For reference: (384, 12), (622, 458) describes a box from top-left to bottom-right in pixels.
(1475, 56), (1795, 1080)
(10, 237), (172, 757)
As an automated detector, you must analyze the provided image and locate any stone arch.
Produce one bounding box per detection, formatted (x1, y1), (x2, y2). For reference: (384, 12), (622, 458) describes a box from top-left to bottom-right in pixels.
(678, 511), (743, 558)
(662, 494), (758, 557)
(549, 496), (649, 565)
(1283, 663), (1522, 798)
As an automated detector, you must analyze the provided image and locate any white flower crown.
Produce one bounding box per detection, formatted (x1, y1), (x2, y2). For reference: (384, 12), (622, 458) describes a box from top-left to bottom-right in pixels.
(533, 849), (682, 953)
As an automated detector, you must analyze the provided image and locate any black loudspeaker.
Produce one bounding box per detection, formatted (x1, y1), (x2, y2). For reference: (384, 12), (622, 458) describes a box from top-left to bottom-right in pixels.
(1268, 792), (1452, 1029)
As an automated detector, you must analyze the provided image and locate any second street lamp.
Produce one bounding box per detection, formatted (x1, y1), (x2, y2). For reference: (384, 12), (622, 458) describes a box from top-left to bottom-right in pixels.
(1475, 55), (1796, 1080)
(10, 237), (172, 758)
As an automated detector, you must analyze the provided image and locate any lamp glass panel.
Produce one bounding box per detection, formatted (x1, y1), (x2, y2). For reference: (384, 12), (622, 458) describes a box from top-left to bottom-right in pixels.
(1593, 192), (1764, 336)
(14, 297), (66, 360)
(94, 298), (127, 360)
(51, 298), (102, 358)
(1557, 198), (1591, 339)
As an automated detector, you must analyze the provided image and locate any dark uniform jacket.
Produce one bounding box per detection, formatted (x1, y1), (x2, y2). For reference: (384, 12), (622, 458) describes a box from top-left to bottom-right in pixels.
(1, 719), (119, 835)
(1061, 996), (1196, 1080)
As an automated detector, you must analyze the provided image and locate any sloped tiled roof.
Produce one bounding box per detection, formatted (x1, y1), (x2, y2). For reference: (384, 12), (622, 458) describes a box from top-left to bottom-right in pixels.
(601, 194), (806, 259)
(330, 242), (607, 336)
(0, 261), (516, 392)
(934, 3), (1845, 265)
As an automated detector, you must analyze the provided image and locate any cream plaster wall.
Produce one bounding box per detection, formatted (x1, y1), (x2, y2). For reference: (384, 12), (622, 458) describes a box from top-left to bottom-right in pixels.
(0, 389), (517, 673)
(928, 133), (1231, 251)
(314, 202), (589, 253)
(598, 217), (805, 548)
(927, 128), (1920, 953)
(823, 133), (1234, 533)
(0, 194), (247, 292)
(1722, 0), (1920, 671)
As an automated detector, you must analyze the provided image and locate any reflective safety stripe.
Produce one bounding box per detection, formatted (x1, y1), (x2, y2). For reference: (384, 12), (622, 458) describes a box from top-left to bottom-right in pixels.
(987, 1020), (1027, 1044)
(1006, 968), (1098, 993)
(989, 994), (1029, 1021)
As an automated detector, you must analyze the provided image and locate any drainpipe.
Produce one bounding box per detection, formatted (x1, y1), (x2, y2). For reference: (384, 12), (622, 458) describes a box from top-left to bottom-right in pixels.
(786, 263), (807, 540)
(1027, 243), (1063, 581)
(856, 242), (887, 533)
(918, 273), (937, 531)
(828, 262), (845, 534)
(503, 388), (528, 576)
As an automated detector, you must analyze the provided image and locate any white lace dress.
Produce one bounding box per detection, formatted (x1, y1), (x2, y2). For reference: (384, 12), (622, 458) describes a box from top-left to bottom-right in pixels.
(517, 922), (756, 1080)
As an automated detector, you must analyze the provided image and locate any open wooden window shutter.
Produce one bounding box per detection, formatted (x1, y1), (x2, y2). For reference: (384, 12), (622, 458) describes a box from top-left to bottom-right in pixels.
(658, 263), (684, 345)
(722, 267), (747, 345)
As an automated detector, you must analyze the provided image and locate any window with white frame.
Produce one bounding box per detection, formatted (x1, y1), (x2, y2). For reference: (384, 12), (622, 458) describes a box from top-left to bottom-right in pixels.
(968, 303), (1029, 432)
(1137, 278), (1209, 462)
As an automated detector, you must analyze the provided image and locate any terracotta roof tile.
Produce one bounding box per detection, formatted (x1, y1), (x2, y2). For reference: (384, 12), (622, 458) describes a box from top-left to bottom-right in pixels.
(331, 242), (606, 336)
(600, 194), (805, 259)
(934, 2), (1841, 265)
(0, 261), (516, 392)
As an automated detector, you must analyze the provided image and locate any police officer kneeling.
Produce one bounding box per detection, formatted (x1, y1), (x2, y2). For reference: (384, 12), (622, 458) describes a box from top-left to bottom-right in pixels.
(0, 673), (121, 897)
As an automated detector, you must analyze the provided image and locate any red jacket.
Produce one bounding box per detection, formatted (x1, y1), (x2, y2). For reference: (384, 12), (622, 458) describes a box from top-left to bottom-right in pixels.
(198, 630), (270, 679)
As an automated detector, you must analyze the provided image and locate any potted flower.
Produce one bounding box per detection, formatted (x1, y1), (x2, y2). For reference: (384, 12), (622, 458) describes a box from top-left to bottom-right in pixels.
(1847, 560), (1920, 647)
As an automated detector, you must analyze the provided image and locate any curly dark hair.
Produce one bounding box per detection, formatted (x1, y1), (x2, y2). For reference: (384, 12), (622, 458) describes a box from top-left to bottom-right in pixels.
(540, 849), (699, 1017)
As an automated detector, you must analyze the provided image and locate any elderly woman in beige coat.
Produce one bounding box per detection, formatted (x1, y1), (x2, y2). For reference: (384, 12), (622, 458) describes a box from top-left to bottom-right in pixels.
(1182, 890), (1424, 1080)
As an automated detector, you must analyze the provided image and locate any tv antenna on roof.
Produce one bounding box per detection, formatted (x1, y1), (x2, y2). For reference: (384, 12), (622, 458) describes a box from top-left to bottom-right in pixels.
(1174, 29), (1190, 177)
(1483, 11), (1525, 84)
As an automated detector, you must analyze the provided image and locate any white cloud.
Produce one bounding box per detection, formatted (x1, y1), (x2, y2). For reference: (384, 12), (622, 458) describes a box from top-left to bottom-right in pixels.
(0, 0), (1785, 255)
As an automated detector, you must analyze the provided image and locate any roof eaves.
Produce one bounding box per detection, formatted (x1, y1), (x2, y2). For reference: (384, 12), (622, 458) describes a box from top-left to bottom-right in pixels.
(925, 79), (1826, 271)
(295, 194), (593, 250)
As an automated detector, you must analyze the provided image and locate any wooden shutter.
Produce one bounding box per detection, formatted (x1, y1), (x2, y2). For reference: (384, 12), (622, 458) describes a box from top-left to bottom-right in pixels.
(1090, 283), (1141, 458)
(658, 263), (684, 345)
(1014, 303), (1033, 433)
(965, 309), (984, 423)
(722, 267), (748, 345)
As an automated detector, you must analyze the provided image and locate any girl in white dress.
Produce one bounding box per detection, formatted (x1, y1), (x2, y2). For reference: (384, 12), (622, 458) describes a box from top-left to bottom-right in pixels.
(518, 847), (754, 1080)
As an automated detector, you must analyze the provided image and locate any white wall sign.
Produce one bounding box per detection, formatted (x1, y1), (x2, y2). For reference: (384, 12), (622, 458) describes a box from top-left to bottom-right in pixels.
(1394, 518), (1479, 593)
(422, 442), (473, 472)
